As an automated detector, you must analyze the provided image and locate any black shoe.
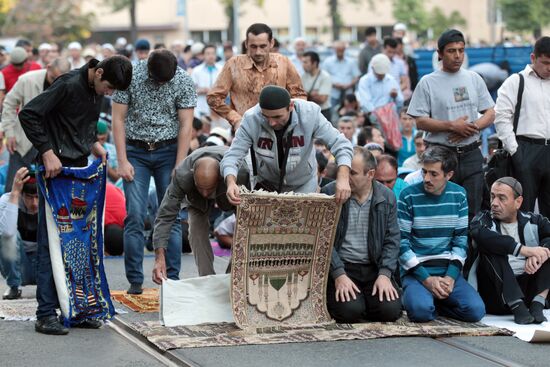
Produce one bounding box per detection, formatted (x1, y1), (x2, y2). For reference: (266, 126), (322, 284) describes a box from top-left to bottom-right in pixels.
(3, 287), (22, 300)
(35, 316), (69, 335)
(74, 319), (103, 329)
(511, 301), (534, 324)
(127, 283), (143, 295)
(530, 301), (547, 324)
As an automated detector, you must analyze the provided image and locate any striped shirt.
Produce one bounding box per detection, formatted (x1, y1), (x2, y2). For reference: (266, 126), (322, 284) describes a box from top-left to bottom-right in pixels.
(338, 195), (372, 264)
(397, 181), (468, 281)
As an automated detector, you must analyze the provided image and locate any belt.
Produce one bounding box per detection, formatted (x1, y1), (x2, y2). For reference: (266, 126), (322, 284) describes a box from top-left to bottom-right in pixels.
(427, 141), (481, 154)
(517, 136), (550, 146)
(127, 138), (177, 151)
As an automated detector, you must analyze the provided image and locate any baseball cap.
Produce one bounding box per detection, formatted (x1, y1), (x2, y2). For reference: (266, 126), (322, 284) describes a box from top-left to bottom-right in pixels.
(135, 39), (151, 51)
(438, 29), (465, 51)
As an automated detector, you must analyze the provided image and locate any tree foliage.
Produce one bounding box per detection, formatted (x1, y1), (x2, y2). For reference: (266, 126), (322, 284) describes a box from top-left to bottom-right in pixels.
(499, 0), (550, 38)
(1, 0), (94, 43)
(219, 0), (264, 43)
(392, 0), (467, 39)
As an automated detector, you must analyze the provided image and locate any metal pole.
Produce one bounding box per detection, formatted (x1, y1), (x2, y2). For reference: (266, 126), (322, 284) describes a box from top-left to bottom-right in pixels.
(177, 0), (190, 42)
(290, 0), (304, 40)
(233, 0), (240, 47)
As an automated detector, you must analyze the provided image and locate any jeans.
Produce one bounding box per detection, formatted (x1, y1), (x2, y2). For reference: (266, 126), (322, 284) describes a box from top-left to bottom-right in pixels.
(0, 233), (37, 288)
(402, 274), (485, 323)
(36, 189), (59, 319)
(123, 143), (182, 284)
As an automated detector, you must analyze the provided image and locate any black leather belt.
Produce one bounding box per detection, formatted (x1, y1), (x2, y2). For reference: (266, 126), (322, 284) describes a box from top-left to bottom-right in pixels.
(517, 136), (550, 146)
(427, 141), (481, 154)
(127, 138), (177, 151)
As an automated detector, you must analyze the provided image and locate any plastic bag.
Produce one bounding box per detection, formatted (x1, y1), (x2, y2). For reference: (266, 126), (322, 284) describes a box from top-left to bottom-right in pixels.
(373, 102), (402, 151)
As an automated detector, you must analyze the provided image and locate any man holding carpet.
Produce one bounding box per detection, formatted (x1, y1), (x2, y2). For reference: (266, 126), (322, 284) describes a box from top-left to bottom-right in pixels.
(20, 56), (132, 335)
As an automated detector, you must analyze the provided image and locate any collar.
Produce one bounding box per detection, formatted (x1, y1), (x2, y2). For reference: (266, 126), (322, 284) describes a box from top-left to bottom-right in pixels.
(242, 54), (278, 71)
(371, 180), (387, 205)
(80, 59), (100, 95)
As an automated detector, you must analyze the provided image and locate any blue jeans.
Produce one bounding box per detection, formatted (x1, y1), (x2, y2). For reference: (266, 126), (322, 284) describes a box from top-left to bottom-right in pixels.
(36, 190), (59, 319)
(0, 233), (37, 288)
(402, 274), (485, 323)
(123, 143), (182, 284)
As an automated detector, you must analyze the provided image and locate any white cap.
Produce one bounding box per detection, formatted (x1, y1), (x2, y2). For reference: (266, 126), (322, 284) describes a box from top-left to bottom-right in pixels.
(393, 23), (407, 32)
(190, 42), (205, 55)
(68, 41), (82, 50)
(115, 37), (127, 47)
(38, 43), (52, 51)
(205, 135), (225, 147)
(370, 53), (391, 75)
(209, 127), (231, 143)
(82, 48), (96, 58)
(102, 43), (115, 52)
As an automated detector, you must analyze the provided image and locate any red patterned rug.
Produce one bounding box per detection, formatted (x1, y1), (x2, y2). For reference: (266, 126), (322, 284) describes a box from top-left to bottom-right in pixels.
(111, 288), (159, 313)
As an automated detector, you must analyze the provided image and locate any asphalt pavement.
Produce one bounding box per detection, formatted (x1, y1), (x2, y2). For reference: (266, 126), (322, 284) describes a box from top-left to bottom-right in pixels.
(1, 253), (549, 367)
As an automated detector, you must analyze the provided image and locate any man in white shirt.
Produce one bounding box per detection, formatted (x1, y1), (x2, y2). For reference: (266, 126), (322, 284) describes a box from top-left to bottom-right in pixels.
(301, 51), (332, 121)
(191, 45), (222, 119)
(495, 36), (550, 218)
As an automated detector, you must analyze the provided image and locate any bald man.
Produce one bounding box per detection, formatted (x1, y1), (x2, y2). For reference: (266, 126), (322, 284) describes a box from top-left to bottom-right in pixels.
(152, 146), (249, 282)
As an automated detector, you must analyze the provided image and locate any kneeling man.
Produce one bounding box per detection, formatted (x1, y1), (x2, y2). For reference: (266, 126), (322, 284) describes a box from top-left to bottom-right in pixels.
(398, 146), (485, 322)
(323, 146), (402, 322)
(471, 177), (550, 324)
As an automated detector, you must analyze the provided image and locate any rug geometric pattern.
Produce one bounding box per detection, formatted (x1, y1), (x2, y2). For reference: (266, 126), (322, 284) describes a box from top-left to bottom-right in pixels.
(231, 191), (341, 330)
(111, 288), (159, 313)
(129, 316), (512, 351)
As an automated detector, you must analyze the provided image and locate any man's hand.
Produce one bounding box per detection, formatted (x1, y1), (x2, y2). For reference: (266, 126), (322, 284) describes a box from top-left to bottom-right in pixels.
(226, 180), (241, 206)
(42, 150), (63, 179)
(334, 274), (361, 302)
(440, 276), (455, 295)
(152, 248), (168, 285)
(334, 176), (351, 205)
(449, 116), (478, 138)
(372, 274), (399, 302)
(6, 137), (17, 154)
(422, 276), (449, 299)
(91, 141), (107, 164)
(117, 159), (135, 182)
(521, 246), (550, 265)
(10, 167), (30, 195)
(525, 256), (542, 275)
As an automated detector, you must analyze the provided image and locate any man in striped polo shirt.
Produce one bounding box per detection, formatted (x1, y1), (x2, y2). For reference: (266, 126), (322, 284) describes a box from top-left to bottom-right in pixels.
(398, 145), (485, 322)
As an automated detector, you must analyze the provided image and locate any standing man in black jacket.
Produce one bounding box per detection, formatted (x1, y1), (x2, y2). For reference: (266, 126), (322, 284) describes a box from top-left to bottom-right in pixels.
(19, 56), (133, 335)
(470, 177), (550, 324)
(322, 146), (402, 323)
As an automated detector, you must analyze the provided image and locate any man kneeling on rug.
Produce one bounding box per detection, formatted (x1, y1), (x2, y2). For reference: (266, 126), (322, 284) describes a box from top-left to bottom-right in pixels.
(322, 146), (402, 322)
(152, 146), (249, 282)
(470, 177), (550, 324)
(398, 146), (485, 322)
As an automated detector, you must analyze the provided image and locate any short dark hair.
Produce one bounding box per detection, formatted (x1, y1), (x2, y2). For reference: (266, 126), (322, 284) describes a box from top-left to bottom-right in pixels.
(273, 38), (280, 49)
(153, 43), (166, 50)
(354, 146), (377, 172)
(420, 146), (457, 174)
(192, 117), (203, 130)
(365, 27), (377, 37)
(148, 49), (177, 83)
(15, 38), (31, 48)
(383, 37), (398, 49)
(414, 131), (424, 141)
(246, 23), (273, 41)
(315, 150), (328, 172)
(303, 51), (320, 66)
(203, 44), (216, 53)
(395, 37), (403, 46)
(95, 56), (133, 90)
(534, 37), (550, 58)
(377, 154), (398, 173)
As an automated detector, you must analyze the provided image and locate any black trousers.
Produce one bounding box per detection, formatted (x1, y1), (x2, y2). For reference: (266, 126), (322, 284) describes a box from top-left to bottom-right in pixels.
(477, 252), (550, 315)
(512, 139), (550, 218)
(326, 263), (402, 323)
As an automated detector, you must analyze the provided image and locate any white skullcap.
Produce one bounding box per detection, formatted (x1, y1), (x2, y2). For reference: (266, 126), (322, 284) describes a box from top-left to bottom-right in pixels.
(393, 23), (407, 32)
(38, 43), (52, 51)
(67, 41), (82, 50)
(190, 42), (205, 55)
(209, 127), (231, 143)
(102, 43), (115, 52)
(370, 53), (391, 75)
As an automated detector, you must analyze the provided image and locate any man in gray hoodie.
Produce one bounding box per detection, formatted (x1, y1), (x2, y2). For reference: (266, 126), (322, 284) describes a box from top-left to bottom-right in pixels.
(221, 85), (353, 205)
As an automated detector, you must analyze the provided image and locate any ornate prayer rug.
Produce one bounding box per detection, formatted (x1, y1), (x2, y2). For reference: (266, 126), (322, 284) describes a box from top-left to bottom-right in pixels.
(129, 316), (512, 351)
(38, 158), (114, 326)
(111, 288), (160, 313)
(0, 298), (37, 321)
(231, 190), (341, 330)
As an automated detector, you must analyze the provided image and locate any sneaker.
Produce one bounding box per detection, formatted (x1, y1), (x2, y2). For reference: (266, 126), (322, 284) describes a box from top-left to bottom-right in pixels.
(3, 287), (22, 300)
(127, 283), (143, 295)
(35, 316), (69, 335)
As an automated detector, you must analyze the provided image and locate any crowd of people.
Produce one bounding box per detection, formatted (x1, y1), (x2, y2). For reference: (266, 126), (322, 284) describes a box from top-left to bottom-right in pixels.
(0, 21), (549, 337)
